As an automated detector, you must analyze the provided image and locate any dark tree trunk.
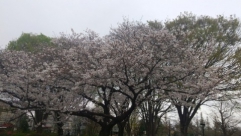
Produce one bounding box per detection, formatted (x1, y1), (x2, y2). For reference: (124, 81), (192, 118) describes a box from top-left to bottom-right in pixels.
(35, 110), (43, 133)
(221, 127), (227, 136)
(54, 111), (64, 136)
(99, 125), (112, 136)
(146, 121), (157, 136)
(125, 120), (132, 136)
(35, 110), (48, 133)
(142, 108), (162, 136)
(118, 121), (127, 136)
(180, 123), (188, 136)
(118, 125), (125, 136)
(175, 102), (202, 136)
(145, 113), (160, 136)
(179, 111), (191, 136)
(57, 122), (64, 136)
(140, 91), (170, 136)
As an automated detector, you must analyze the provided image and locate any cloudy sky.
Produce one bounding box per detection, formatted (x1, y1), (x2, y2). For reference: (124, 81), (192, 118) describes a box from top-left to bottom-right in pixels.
(1, 0), (241, 49)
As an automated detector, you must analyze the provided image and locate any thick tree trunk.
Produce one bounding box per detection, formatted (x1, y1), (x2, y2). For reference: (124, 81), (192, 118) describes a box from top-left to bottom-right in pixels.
(57, 122), (64, 136)
(176, 104), (201, 136)
(125, 121), (132, 136)
(146, 121), (155, 136)
(118, 126), (124, 136)
(35, 110), (48, 133)
(117, 122), (126, 136)
(180, 124), (188, 136)
(144, 114), (161, 136)
(145, 120), (159, 136)
(35, 110), (43, 133)
(99, 125), (112, 136)
(179, 113), (190, 136)
(222, 128), (227, 136)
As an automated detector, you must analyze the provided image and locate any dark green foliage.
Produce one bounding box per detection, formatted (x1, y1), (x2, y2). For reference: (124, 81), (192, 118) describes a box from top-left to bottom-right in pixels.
(7, 33), (52, 53)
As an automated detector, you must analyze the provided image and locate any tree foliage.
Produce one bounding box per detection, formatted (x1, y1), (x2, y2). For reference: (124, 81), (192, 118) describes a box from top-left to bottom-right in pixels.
(0, 13), (241, 136)
(0, 21), (188, 136)
(7, 33), (52, 52)
(149, 12), (241, 136)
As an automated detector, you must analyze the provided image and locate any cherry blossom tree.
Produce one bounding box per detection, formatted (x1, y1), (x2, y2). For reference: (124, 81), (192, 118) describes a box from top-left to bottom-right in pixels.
(149, 13), (241, 136)
(1, 14), (240, 136)
(5, 33), (55, 133)
(0, 21), (192, 136)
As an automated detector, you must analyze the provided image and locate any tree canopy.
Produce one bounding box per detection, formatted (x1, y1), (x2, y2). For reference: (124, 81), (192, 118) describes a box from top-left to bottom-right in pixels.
(7, 33), (52, 52)
(1, 13), (241, 136)
(149, 12), (241, 136)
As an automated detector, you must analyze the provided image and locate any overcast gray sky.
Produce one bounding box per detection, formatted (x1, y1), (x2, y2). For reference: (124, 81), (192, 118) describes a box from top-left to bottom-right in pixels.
(1, 0), (241, 49)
